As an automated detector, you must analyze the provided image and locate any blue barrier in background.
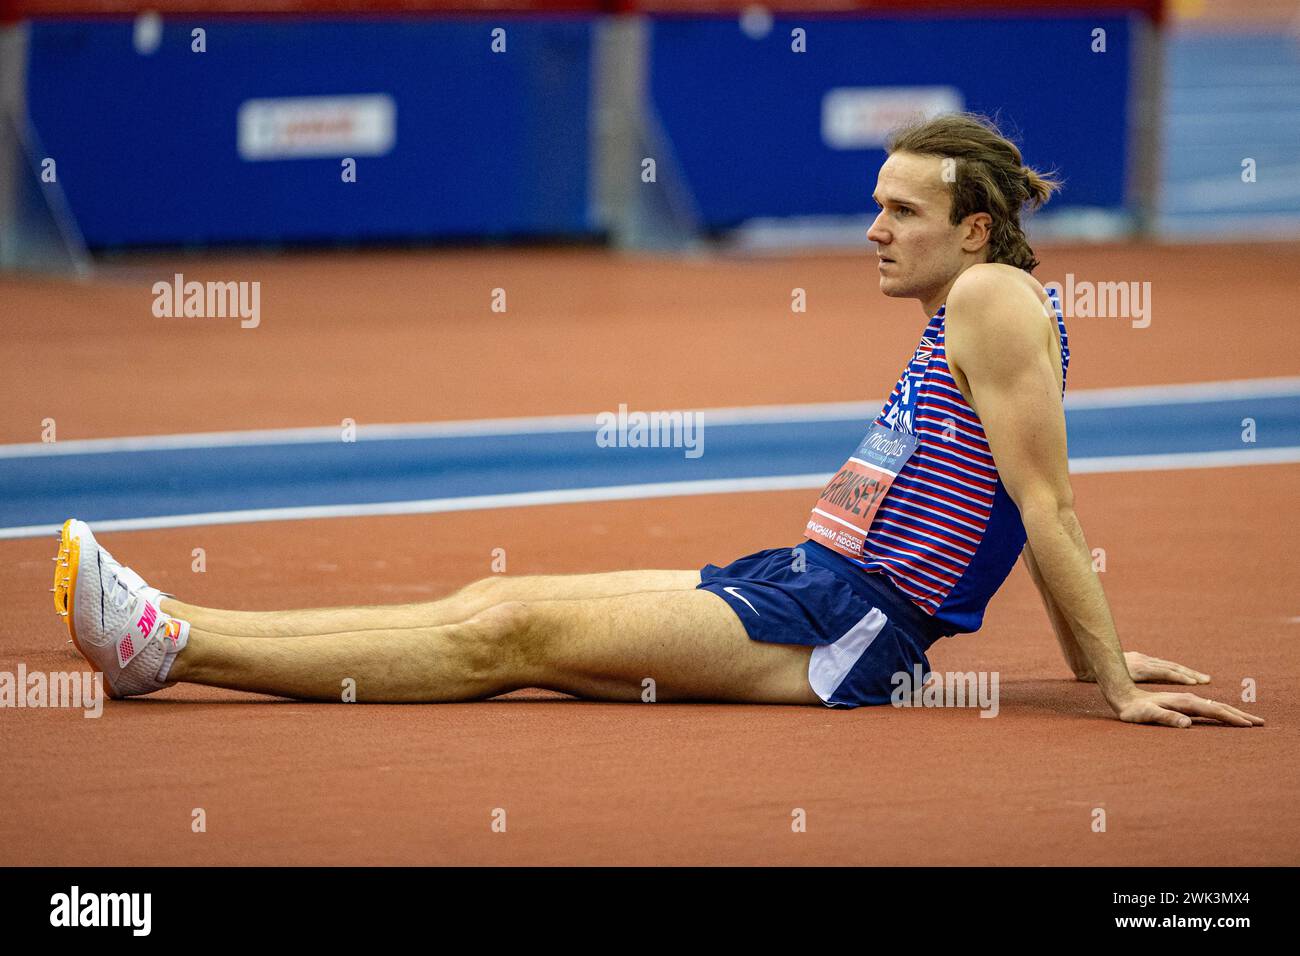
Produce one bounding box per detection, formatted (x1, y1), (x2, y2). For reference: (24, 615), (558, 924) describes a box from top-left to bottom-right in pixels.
(1160, 32), (1300, 236)
(648, 16), (1134, 227)
(24, 14), (1136, 247)
(25, 17), (596, 247)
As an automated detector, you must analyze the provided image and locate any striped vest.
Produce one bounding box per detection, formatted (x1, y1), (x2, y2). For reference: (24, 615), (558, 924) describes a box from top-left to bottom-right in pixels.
(846, 293), (1070, 633)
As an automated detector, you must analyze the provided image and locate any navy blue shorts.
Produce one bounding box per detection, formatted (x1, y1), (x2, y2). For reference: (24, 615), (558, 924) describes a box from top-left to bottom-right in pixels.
(697, 541), (951, 708)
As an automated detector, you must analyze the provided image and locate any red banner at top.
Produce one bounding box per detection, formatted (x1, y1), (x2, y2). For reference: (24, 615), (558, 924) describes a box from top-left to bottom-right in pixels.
(616, 1), (1162, 19)
(2, 1), (607, 17)
(3, 0), (1163, 18)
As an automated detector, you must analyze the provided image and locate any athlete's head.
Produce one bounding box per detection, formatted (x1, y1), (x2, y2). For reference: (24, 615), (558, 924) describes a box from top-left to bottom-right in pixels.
(868, 113), (1060, 303)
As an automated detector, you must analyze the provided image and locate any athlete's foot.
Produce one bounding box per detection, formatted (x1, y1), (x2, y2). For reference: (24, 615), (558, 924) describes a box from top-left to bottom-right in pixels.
(52, 518), (190, 699)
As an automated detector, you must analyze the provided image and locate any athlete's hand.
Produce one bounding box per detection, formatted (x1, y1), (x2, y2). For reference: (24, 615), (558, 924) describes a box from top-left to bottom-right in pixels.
(1111, 689), (1263, 728)
(1078, 651), (1210, 685)
(1123, 651), (1211, 684)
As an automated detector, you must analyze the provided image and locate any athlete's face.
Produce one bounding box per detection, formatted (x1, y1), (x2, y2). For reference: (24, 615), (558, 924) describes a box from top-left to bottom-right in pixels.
(867, 152), (972, 305)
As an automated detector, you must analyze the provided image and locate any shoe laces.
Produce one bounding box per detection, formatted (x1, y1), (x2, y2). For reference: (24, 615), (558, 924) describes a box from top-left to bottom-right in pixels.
(104, 554), (149, 610)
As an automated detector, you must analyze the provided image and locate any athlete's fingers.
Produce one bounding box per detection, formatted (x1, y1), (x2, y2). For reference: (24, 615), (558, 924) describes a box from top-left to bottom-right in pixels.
(1133, 659), (1188, 682)
(1135, 656), (1204, 682)
(1166, 694), (1262, 727)
(1206, 700), (1265, 726)
(1118, 699), (1190, 728)
(1145, 706), (1191, 729)
(1150, 658), (1210, 683)
(1144, 659), (1206, 684)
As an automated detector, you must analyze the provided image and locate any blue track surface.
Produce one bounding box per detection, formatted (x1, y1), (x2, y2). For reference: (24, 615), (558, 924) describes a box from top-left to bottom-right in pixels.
(2, 394), (1297, 531)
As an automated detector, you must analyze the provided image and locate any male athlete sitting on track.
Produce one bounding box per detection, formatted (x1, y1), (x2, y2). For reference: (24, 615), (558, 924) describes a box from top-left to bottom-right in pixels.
(50, 114), (1261, 729)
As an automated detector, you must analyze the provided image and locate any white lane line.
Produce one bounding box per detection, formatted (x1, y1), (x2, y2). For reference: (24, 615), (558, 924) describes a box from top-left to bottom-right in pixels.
(1, 446), (1297, 541)
(2, 377), (1298, 459)
(1066, 446), (1300, 473)
(0, 405), (877, 458)
(0, 474), (828, 539)
(1059, 377), (1300, 409)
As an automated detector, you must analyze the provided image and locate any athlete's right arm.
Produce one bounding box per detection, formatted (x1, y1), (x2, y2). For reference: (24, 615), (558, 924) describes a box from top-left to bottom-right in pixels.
(1021, 544), (1091, 679)
(947, 266), (1263, 729)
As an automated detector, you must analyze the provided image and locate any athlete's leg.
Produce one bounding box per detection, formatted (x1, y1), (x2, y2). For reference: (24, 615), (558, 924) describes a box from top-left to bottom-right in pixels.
(162, 570), (702, 638)
(167, 589), (820, 705)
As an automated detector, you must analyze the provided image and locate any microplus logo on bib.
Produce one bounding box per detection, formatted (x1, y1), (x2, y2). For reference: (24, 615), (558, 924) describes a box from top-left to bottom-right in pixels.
(865, 431), (908, 456)
(49, 886), (152, 936)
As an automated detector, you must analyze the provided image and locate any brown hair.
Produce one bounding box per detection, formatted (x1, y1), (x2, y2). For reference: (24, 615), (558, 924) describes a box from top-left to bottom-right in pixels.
(886, 113), (1060, 272)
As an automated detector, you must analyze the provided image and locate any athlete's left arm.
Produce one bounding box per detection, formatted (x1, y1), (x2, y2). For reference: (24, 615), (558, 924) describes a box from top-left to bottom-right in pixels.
(945, 269), (1262, 729)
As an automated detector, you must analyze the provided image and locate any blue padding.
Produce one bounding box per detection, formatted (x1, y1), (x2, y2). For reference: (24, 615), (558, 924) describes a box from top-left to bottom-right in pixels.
(648, 15), (1133, 226)
(25, 17), (596, 246)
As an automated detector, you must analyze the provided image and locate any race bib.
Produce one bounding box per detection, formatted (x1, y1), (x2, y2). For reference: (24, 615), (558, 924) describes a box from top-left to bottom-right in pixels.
(804, 423), (918, 558)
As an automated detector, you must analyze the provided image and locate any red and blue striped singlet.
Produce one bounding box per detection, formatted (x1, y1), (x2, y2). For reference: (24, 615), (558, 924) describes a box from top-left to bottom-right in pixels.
(846, 292), (1070, 633)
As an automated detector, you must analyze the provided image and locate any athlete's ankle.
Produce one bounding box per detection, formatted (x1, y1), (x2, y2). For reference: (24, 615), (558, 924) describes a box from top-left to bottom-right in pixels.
(154, 616), (190, 684)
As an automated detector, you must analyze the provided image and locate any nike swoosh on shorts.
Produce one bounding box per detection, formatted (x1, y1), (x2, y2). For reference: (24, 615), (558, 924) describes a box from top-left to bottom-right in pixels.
(722, 586), (760, 616)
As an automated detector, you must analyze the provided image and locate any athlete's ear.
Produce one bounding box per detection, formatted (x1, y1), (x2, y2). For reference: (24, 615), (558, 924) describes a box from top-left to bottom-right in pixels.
(959, 212), (993, 256)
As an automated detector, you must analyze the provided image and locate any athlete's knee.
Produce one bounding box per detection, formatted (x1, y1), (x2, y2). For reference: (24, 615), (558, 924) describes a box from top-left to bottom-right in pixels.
(458, 575), (508, 603)
(455, 601), (548, 680)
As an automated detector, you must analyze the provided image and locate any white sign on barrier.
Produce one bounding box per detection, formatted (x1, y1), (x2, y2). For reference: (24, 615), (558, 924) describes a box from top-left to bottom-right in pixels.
(237, 94), (396, 160)
(821, 86), (964, 150)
